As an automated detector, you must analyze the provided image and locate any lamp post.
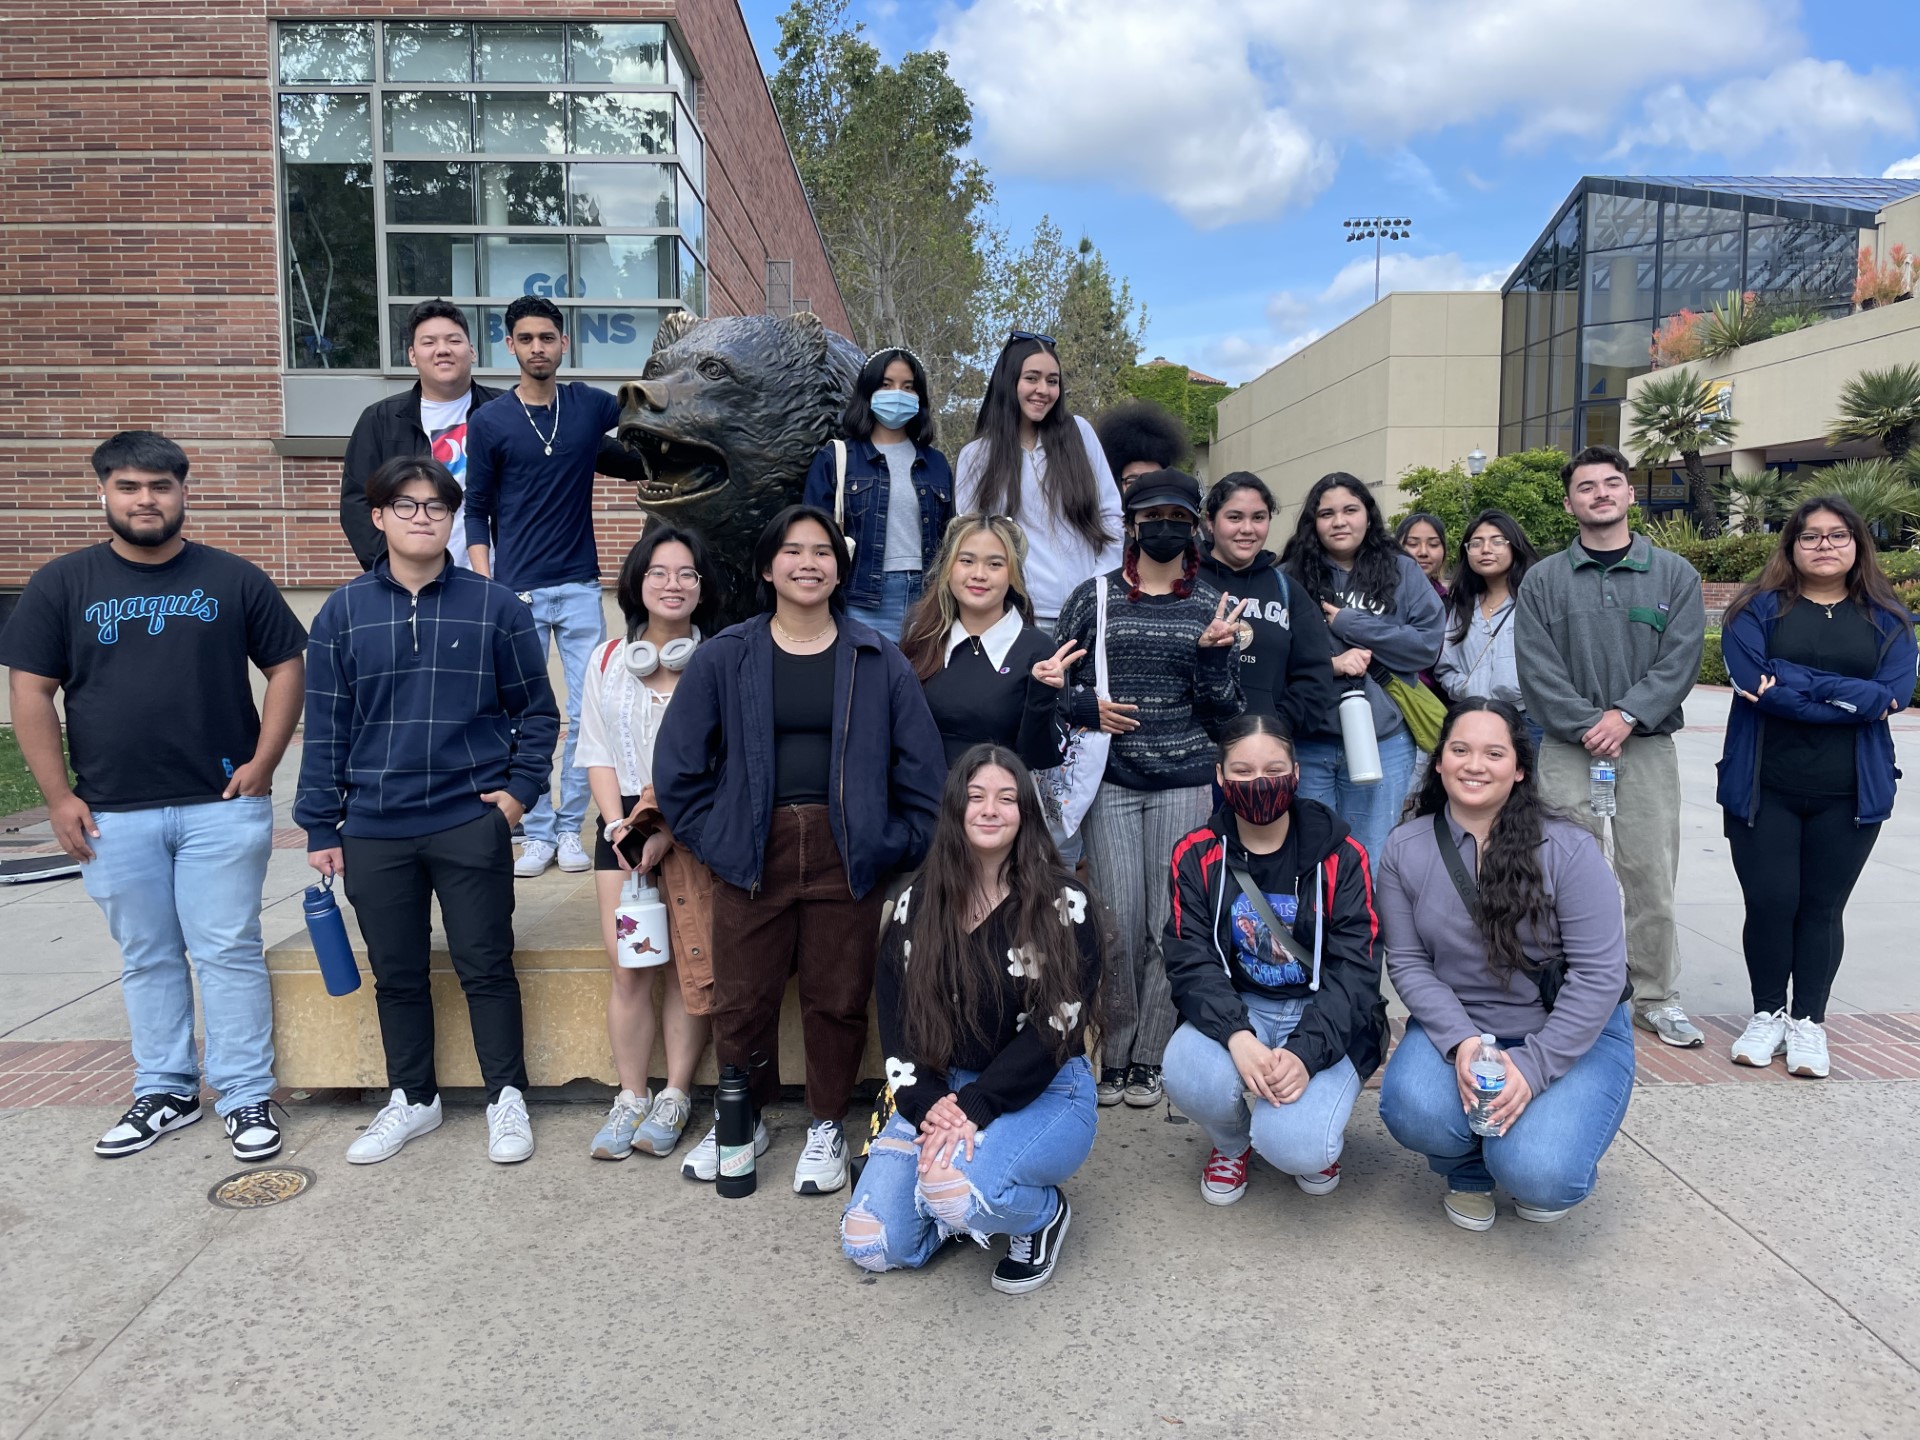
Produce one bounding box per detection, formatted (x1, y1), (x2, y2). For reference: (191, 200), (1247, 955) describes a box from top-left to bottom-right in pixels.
(1466, 447), (1487, 476)
(1343, 216), (1413, 303)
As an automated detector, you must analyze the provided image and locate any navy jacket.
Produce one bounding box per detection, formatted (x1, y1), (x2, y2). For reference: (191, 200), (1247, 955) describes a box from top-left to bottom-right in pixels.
(801, 440), (954, 606)
(1717, 588), (1917, 826)
(652, 613), (946, 898)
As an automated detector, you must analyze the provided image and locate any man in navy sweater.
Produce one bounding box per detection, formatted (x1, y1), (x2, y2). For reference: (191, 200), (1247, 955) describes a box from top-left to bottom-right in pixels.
(296, 456), (559, 1166)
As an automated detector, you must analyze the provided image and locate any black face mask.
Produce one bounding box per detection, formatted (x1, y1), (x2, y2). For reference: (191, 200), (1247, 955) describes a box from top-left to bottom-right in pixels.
(1136, 519), (1193, 563)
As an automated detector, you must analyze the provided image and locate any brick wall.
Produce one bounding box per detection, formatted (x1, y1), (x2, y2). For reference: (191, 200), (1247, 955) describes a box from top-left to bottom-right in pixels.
(0, 0), (846, 593)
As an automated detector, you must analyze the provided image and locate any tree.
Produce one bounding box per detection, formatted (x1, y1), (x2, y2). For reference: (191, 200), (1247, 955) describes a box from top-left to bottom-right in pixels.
(1796, 459), (1920, 534)
(983, 217), (1146, 418)
(1122, 362), (1232, 455)
(1395, 448), (1579, 555)
(1628, 367), (1738, 536)
(1827, 362), (1920, 465)
(1713, 467), (1797, 534)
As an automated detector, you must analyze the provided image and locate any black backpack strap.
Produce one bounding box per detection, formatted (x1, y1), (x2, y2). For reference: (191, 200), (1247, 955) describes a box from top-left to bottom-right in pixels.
(1228, 863), (1312, 971)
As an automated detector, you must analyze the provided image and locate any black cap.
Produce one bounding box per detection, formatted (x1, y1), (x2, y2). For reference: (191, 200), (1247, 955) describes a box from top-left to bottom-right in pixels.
(1121, 468), (1203, 518)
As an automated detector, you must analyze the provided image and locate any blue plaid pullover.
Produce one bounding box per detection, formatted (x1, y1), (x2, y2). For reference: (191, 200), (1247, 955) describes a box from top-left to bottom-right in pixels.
(295, 561), (559, 848)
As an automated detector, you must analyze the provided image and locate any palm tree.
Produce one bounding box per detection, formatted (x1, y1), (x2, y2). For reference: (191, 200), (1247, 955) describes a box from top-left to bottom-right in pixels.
(1629, 367), (1739, 536)
(1714, 467), (1798, 534)
(1796, 459), (1920, 535)
(1827, 363), (1920, 464)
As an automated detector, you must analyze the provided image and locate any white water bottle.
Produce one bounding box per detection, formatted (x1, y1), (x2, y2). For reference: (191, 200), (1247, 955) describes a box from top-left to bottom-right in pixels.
(614, 873), (671, 968)
(1339, 688), (1384, 785)
(1468, 1034), (1507, 1137)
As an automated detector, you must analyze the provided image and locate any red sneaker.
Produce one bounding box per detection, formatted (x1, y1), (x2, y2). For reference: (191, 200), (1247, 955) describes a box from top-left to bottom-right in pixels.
(1295, 1162), (1341, 1196)
(1201, 1145), (1251, 1206)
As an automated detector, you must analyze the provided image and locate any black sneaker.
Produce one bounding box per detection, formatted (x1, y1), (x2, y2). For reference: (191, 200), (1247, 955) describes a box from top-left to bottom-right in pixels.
(1096, 1067), (1127, 1107)
(223, 1100), (282, 1162)
(992, 1188), (1071, 1295)
(1122, 1063), (1164, 1108)
(94, 1092), (201, 1158)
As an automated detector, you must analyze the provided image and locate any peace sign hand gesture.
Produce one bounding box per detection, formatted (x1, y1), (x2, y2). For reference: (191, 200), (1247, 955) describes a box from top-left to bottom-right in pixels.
(1198, 593), (1250, 648)
(1030, 639), (1086, 690)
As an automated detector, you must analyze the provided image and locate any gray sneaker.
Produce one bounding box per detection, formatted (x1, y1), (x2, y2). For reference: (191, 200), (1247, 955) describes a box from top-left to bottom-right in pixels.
(1637, 1005), (1705, 1048)
(633, 1088), (693, 1155)
(589, 1089), (648, 1160)
(682, 1115), (769, 1181)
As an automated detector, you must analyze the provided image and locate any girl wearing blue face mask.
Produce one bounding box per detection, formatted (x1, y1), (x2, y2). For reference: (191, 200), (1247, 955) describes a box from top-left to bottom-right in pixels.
(802, 347), (955, 642)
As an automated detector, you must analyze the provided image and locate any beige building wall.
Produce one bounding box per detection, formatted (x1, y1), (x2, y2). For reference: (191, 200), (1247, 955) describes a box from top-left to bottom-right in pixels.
(1878, 192), (1920, 260)
(1211, 291), (1502, 524)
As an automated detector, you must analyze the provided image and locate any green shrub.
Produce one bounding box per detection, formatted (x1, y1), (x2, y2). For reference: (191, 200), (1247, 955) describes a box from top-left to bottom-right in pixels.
(1700, 631), (1729, 687)
(1876, 548), (1920, 583)
(1665, 532), (1778, 582)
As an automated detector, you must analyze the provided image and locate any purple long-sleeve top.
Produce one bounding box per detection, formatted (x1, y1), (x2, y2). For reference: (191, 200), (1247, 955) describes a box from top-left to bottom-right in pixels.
(1376, 809), (1627, 1096)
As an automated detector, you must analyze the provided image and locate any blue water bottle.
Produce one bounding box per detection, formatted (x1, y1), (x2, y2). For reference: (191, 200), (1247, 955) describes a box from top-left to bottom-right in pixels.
(303, 875), (362, 997)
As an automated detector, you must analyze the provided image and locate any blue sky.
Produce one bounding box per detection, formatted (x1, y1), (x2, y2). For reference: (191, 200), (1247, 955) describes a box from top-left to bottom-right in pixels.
(737, 1), (1919, 384)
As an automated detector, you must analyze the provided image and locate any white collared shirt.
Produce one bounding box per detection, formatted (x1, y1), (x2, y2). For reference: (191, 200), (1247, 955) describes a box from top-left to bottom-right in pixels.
(944, 606), (1026, 671)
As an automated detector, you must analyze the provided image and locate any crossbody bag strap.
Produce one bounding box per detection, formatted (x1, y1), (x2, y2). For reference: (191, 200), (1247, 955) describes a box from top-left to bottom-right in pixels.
(831, 440), (848, 529)
(1094, 572), (1111, 702)
(1462, 605), (1515, 682)
(1431, 809), (1480, 922)
(1228, 863), (1311, 970)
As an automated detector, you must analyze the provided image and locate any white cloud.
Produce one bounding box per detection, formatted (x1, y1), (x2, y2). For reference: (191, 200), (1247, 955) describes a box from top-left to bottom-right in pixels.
(1883, 153), (1920, 180)
(1320, 252), (1509, 307)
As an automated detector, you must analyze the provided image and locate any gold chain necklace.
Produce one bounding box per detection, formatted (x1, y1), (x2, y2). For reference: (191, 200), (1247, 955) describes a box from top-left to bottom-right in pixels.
(772, 613), (833, 646)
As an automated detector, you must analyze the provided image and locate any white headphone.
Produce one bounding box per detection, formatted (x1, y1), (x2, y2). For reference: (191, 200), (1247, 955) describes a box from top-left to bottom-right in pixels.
(624, 626), (702, 677)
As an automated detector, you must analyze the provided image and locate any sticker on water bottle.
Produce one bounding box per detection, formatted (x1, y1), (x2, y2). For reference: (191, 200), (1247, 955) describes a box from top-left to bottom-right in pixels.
(718, 1144), (753, 1178)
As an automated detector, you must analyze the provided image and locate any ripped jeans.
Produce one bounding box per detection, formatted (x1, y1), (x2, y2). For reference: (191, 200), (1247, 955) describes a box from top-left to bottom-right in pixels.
(841, 1057), (1097, 1272)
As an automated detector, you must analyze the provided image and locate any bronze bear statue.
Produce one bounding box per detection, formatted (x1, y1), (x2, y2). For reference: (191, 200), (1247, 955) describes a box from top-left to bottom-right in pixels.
(616, 310), (866, 622)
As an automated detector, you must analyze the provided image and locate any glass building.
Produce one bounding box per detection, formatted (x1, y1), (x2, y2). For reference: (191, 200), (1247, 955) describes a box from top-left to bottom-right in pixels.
(1498, 176), (1920, 464)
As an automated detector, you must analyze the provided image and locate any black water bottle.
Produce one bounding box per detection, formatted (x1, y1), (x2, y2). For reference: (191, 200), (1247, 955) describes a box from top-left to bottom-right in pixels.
(714, 1064), (757, 1198)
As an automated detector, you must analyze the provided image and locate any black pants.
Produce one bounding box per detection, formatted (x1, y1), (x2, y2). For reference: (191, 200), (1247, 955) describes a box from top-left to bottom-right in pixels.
(342, 810), (527, 1104)
(1726, 788), (1881, 1022)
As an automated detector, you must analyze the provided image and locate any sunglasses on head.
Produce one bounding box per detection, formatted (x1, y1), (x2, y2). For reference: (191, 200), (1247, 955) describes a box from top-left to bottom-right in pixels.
(1007, 329), (1056, 347)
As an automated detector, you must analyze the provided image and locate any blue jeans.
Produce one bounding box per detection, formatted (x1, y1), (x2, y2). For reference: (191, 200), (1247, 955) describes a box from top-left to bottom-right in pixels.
(1162, 994), (1362, 1175)
(1295, 728), (1417, 862)
(1378, 1004), (1635, 1208)
(523, 581), (604, 846)
(80, 796), (276, 1114)
(844, 570), (920, 644)
(841, 1056), (1097, 1271)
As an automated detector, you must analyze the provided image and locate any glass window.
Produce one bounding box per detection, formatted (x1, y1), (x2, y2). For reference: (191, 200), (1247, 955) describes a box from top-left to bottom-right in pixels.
(1502, 288), (1527, 355)
(678, 176), (705, 257)
(677, 95), (703, 191)
(386, 23), (471, 83)
(682, 255), (707, 315)
(1582, 403), (1621, 452)
(387, 233), (475, 297)
(279, 93), (371, 164)
(1551, 288), (1578, 334)
(1745, 216), (1856, 304)
(1581, 321), (1652, 404)
(568, 163), (674, 226)
(1524, 342), (1549, 420)
(1499, 422), (1522, 456)
(571, 93), (673, 155)
(279, 23), (373, 84)
(480, 235), (573, 299)
(1522, 417), (1544, 450)
(477, 92), (566, 154)
(1548, 410), (1575, 458)
(477, 23), (563, 83)
(1586, 190), (1657, 251)
(570, 23), (667, 83)
(1525, 291), (1553, 347)
(1662, 200), (1741, 241)
(479, 163), (566, 226)
(572, 306), (664, 367)
(574, 236), (673, 300)
(1659, 234), (1742, 319)
(282, 161), (377, 367)
(386, 161), (473, 224)
(1584, 246), (1655, 325)
(1500, 353), (1524, 428)
(384, 92), (471, 155)
(1549, 329), (1577, 413)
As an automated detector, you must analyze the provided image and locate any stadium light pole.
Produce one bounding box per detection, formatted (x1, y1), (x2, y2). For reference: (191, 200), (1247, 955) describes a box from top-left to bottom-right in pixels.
(1343, 216), (1414, 303)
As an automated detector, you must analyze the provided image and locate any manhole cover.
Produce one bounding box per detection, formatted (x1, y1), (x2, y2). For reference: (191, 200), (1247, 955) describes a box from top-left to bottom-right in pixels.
(207, 1166), (315, 1210)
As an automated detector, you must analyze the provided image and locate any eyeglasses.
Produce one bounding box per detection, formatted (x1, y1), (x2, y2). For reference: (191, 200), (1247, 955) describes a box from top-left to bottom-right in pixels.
(1466, 536), (1512, 552)
(1796, 529), (1854, 550)
(383, 497), (452, 520)
(644, 566), (702, 586)
(1007, 329), (1056, 347)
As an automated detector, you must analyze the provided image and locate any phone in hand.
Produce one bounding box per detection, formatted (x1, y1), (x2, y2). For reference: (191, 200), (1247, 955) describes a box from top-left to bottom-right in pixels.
(615, 824), (652, 870)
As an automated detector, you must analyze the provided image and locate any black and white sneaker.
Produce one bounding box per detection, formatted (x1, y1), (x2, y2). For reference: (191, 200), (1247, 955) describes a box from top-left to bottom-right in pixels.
(1096, 1067), (1127, 1107)
(1122, 1063), (1164, 1108)
(94, 1092), (202, 1158)
(223, 1100), (282, 1162)
(992, 1188), (1071, 1295)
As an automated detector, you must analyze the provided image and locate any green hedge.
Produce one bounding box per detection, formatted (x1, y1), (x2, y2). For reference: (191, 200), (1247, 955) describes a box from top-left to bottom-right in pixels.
(1666, 532), (1779, 582)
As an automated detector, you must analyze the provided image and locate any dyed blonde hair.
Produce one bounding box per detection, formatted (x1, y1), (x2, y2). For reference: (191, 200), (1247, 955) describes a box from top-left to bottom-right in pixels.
(899, 512), (1036, 681)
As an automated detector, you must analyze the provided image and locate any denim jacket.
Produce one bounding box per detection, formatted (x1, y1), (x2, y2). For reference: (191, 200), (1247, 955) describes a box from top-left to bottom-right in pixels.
(801, 439), (954, 606)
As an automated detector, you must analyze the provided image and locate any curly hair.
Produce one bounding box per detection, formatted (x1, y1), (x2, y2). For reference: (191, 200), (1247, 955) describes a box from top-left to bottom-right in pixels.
(1094, 401), (1189, 481)
(1281, 472), (1404, 614)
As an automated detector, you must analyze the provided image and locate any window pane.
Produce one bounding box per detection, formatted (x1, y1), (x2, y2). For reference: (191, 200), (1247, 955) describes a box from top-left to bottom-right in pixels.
(386, 162), (474, 224)
(678, 172), (704, 255)
(387, 234), (476, 298)
(665, 34), (689, 98)
(389, 304), (481, 368)
(283, 163), (377, 368)
(572, 306), (663, 367)
(1662, 200), (1740, 241)
(1522, 417), (1544, 450)
(1525, 292), (1552, 347)
(477, 92), (566, 154)
(1584, 246), (1655, 325)
(1551, 289), (1578, 334)
(479, 163), (565, 226)
(279, 93), (370, 164)
(279, 23), (373, 84)
(1524, 342), (1548, 419)
(569, 163), (674, 226)
(386, 23), (471, 83)
(574, 236), (672, 300)
(1548, 410), (1575, 458)
(385, 93), (472, 155)
(1502, 288), (1527, 354)
(477, 23), (563, 82)
(677, 97), (703, 189)
(1585, 190), (1657, 251)
(1659, 234), (1742, 319)
(570, 23), (667, 83)
(479, 235), (573, 300)
(1746, 216), (1856, 304)
(1499, 422), (1522, 456)
(1583, 403), (1621, 452)
(571, 93), (673, 155)
(1581, 320), (1652, 404)
(1500, 353), (1524, 427)
(473, 306), (521, 368)
(1550, 328), (1577, 413)
(681, 255), (707, 316)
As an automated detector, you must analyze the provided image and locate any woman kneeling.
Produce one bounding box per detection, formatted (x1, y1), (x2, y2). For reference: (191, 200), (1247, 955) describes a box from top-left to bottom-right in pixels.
(1161, 715), (1387, 1206)
(1376, 699), (1634, 1232)
(841, 745), (1102, 1294)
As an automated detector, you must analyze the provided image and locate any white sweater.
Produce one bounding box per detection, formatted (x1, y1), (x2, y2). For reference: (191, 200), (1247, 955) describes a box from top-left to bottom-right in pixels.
(574, 637), (674, 796)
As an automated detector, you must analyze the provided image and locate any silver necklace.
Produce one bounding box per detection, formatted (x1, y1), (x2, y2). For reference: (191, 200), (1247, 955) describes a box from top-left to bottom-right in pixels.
(519, 385), (560, 456)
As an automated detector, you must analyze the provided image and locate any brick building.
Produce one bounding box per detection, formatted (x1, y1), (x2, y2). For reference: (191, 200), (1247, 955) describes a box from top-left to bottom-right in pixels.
(0, 1), (847, 623)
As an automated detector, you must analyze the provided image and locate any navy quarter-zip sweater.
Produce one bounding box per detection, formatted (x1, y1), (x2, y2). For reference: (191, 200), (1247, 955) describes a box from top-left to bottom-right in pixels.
(295, 560), (559, 848)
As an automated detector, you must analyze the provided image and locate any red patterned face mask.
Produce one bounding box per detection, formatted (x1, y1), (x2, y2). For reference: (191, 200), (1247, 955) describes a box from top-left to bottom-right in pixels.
(1221, 773), (1297, 826)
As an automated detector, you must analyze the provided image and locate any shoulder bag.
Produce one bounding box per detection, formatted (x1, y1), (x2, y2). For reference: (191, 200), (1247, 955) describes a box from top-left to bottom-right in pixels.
(831, 439), (857, 563)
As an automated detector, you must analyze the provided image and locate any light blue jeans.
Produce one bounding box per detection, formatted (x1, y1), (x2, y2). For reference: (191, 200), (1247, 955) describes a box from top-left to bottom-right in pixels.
(1295, 727), (1417, 863)
(80, 796), (276, 1114)
(844, 569), (920, 644)
(1378, 1004), (1635, 1208)
(841, 1056), (1097, 1271)
(523, 580), (604, 846)
(1162, 994), (1363, 1175)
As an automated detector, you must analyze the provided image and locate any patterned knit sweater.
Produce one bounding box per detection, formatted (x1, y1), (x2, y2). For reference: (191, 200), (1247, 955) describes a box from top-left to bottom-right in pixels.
(1055, 569), (1244, 790)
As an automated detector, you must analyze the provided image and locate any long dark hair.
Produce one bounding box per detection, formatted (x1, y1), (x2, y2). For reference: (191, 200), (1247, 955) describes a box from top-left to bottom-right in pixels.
(899, 745), (1103, 1069)
(971, 337), (1114, 552)
(1281, 472), (1403, 613)
(751, 504), (851, 615)
(1413, 699), (1558, 984)
(1395, 511), (1448, 556)
(1723, 495), (1907, 627)
(613, 524), (721, 639)
(842, 346), (934, 446)
(1444, 510), (1540, 644)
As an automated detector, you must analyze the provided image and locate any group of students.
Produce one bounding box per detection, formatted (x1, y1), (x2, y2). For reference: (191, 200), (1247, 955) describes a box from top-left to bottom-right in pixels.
(3, 310), (1911, 1296)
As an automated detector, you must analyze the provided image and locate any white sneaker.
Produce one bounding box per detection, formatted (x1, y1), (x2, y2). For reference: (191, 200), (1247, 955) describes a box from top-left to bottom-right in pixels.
(1731, 1009), (1788, 1068)
(1785, 1016), (1830, 1079)
(486, 1085), (535, 1162)
(347, 1090), (443, 1164)
(681, 1116), (769, 1181)
(556, 833), (591, 873)
(514, 840), (557, 878)
(793, 1118), (849, 1195)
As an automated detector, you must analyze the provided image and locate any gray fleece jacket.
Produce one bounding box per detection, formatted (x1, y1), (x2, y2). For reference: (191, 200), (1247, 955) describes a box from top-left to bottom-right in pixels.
(1319, 551), (1446, 739)
(1514, 536), (1705, 744)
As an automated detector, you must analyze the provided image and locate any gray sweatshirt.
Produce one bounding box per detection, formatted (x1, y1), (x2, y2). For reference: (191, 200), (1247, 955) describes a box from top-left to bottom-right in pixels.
(1320, 551), (1446, 738)
(1514, 535), (1705, 743)
(1376, 810), (1628, 1096)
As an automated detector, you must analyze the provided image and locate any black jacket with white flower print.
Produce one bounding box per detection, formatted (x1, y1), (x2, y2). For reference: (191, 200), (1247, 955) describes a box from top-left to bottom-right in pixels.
(876, 873), (1102, 1130)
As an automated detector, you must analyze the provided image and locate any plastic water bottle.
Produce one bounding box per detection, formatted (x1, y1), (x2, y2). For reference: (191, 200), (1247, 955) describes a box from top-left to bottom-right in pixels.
(1589, 757), (1617, 817)
(1338, 688), (1384, 785)
(301, 876), (361, 997)
(1468, 1034), (1506, 1137)
(714, 1063), (758, 1198)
